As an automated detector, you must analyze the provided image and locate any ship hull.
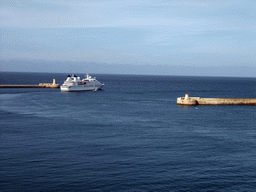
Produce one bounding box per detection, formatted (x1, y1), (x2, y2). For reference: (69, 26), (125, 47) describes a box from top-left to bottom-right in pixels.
(60, 84), (104, 92)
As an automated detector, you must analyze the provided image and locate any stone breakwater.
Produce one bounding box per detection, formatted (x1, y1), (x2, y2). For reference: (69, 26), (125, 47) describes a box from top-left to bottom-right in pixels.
(0, 79), (60, 89)
(177, 94), (256, 105)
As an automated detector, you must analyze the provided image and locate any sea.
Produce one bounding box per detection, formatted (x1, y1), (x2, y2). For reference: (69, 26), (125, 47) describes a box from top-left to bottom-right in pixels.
(1, 72), (256, 191)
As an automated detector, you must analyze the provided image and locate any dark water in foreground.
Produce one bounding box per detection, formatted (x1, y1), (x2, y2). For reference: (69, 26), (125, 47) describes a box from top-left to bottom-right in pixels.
(1, 72), (256, 191)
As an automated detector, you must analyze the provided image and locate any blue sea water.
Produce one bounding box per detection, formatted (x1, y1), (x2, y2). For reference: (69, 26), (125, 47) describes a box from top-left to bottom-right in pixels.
(1, 72), (256, 191)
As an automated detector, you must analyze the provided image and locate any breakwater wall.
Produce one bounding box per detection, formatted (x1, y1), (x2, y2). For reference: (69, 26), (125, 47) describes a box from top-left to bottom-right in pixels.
(0, 79), (60, 89)
(177, 94), (256, 105)
(0, 85), (45, 88)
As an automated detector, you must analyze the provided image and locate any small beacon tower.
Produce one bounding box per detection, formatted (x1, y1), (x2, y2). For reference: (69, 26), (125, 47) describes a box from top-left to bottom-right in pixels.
(177, 93), (198, 105)
(185, 93), (189, 100)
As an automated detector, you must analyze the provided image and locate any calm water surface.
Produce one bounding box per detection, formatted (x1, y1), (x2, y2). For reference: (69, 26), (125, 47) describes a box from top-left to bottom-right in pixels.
(1, 72), (256, 191)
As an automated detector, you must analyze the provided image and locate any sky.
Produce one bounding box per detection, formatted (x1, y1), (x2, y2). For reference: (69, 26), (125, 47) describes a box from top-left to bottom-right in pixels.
(1, 0), (256, 77)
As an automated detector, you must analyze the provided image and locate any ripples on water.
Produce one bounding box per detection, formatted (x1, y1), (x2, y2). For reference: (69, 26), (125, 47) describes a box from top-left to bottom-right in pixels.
(1, 72), (256, 191)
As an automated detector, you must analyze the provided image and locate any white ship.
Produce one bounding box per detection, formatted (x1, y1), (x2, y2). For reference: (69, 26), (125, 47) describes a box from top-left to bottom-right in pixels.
(60, 74), (104, 92)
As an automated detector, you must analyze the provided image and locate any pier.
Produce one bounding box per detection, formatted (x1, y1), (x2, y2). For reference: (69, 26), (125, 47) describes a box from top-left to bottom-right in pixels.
(177, 94), (256, 105)
(0, 79), (60, 89)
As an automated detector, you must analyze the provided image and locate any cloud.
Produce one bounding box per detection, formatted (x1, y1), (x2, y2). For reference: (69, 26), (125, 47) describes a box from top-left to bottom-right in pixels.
(2, 0), (253, 28)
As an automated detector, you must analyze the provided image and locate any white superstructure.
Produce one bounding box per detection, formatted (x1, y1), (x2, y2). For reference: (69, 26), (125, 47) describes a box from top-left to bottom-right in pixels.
(60, 74), (104, 92)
